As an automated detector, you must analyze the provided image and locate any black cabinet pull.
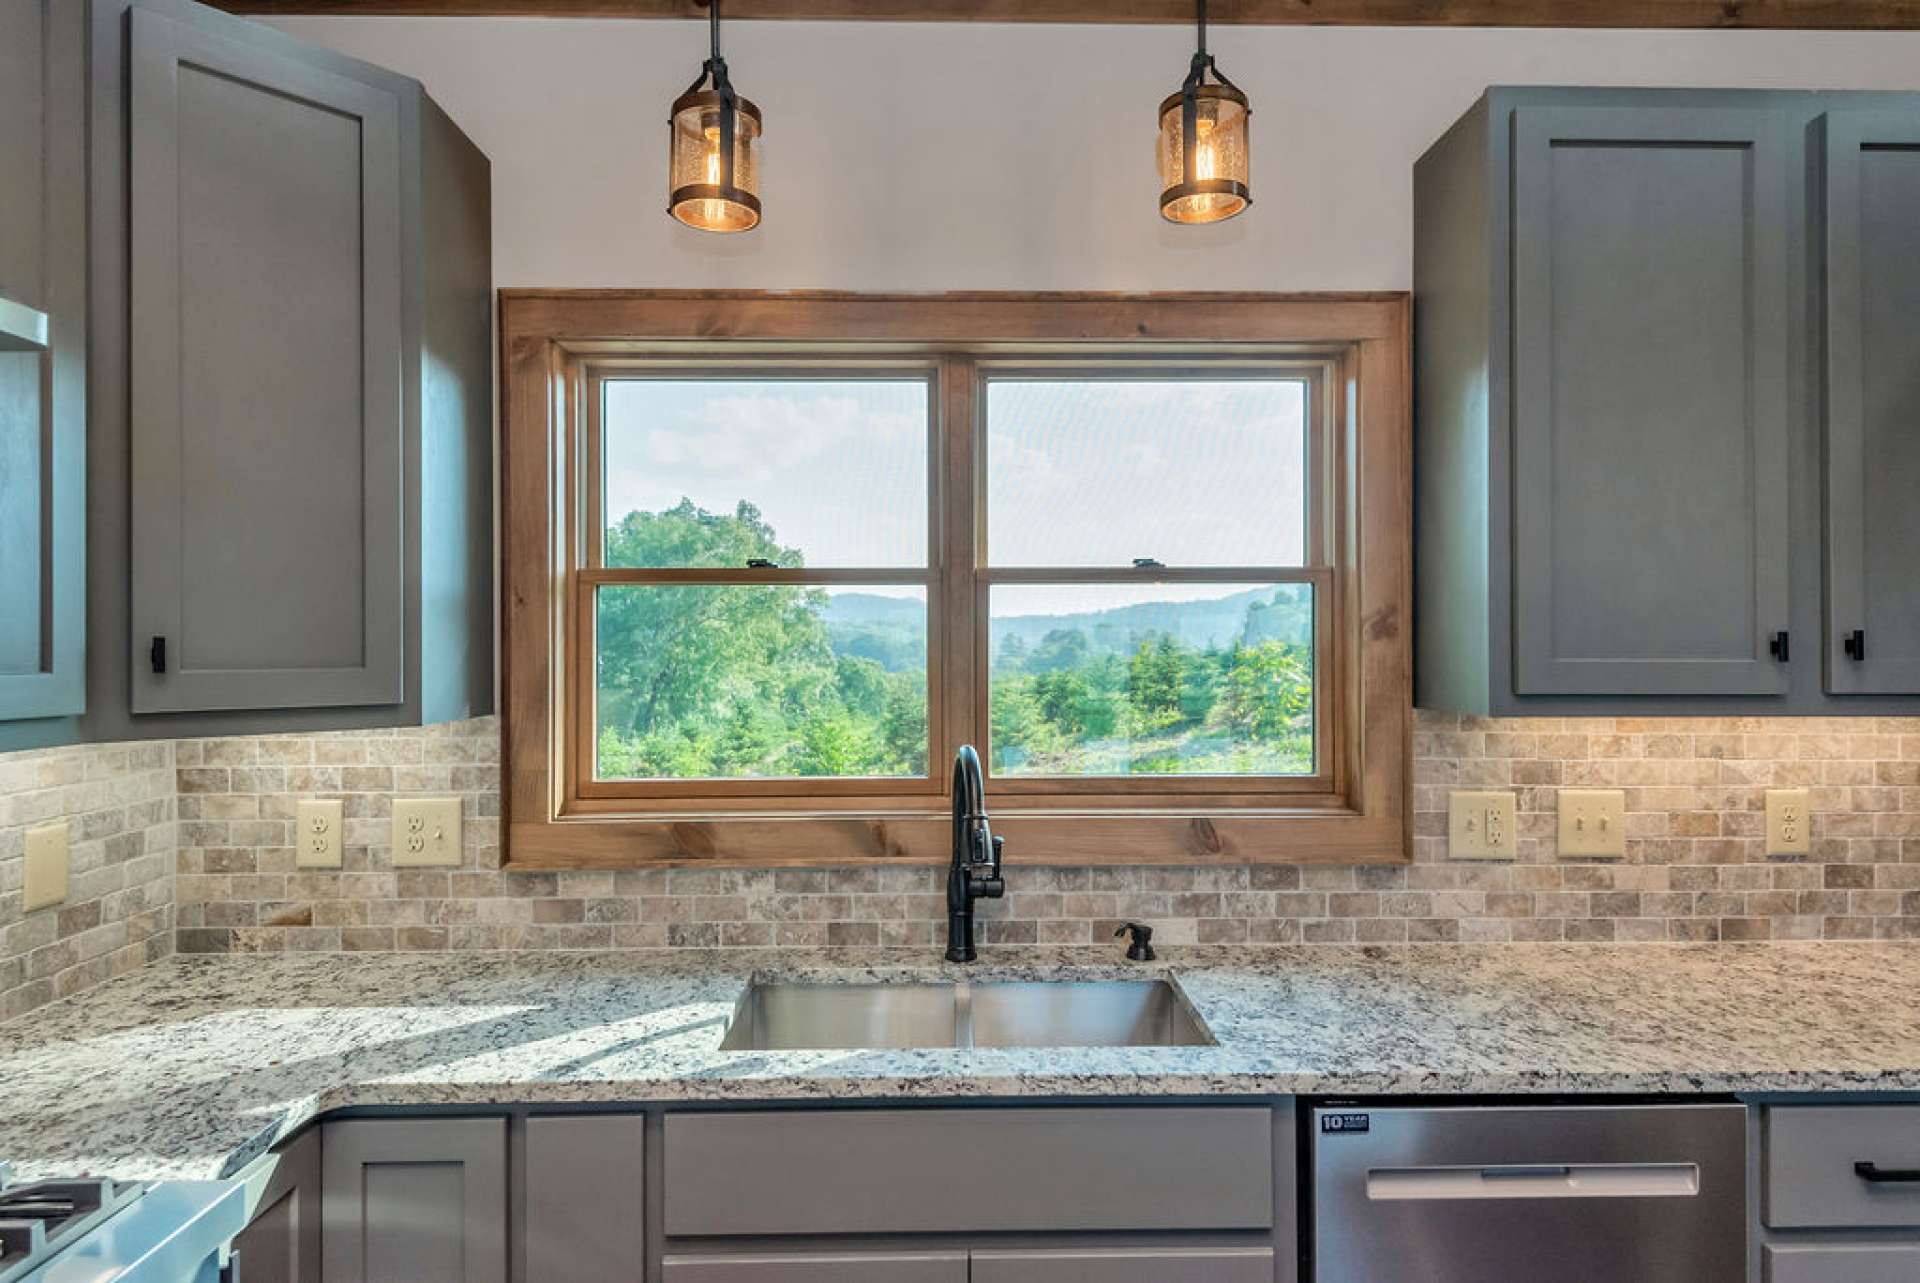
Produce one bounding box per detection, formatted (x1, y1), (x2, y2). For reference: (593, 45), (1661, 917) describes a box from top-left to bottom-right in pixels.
(1853, 1161), (1920, 1183)
(149, 635), (167, 675)
(1768, 631), (1790, 663)
(1844, 629), (1867, 662)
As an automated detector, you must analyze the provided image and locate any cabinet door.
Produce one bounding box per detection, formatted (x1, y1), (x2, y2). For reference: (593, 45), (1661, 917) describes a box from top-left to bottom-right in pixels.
(1509, 106), (1793, 697)
(1765, 1244), (1920, 1283)
(321, 1118), (506, 1283)
(126, 0), (403, 714)
(971, 1247), (1276, 1283)
(661, 1255), (967, 1283)
(0, 0), (83, 729)
(1823, 111), (1920, 695)
(233, 1127), (321, 1283)
(524, 1115), (645, 1282)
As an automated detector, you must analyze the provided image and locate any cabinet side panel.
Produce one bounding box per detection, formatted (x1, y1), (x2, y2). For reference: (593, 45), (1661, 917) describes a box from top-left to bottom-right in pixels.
(1413, 96), (1493, 715)
(524, 1115), (644, 1283)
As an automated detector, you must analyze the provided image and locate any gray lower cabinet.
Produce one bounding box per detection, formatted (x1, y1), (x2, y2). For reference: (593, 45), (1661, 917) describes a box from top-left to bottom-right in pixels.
(78, 0), (492, 740)
(1761, 1105), (1920, 1282)
(1822, 109), (1920, 696)
(0, 0), (85, 748)
(1415, 86), (1920, 716)
(1764, 1245), (1920, 1283)
(970, 1248), (1276, 1283)
(231, 1125), (321, 1283)
(523, 1115), (646, 1282)
(320, 1117), (507, 1283)
(661, 1254), (969, 1282)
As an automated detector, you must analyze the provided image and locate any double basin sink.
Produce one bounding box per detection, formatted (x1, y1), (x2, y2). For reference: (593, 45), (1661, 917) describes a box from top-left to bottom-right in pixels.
(718, 977), (1214, 1051)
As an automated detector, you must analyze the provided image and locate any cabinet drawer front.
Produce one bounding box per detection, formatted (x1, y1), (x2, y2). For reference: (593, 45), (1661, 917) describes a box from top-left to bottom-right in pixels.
(662, 1254), (966, 1282)
(663, 1107), (1273, 1237)
(1769, 1106), (1920, 1227)
(1765, 1244), (1920, 1283)
(972, 1247), (1275, 1283)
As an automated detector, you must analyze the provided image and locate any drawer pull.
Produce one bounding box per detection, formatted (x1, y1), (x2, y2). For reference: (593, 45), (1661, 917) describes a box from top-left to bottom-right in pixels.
(1853, 1161), (1920, 1183)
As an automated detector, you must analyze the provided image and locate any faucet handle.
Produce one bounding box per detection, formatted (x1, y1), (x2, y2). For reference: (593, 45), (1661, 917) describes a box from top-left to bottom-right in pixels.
(989, 834), (1004, 871)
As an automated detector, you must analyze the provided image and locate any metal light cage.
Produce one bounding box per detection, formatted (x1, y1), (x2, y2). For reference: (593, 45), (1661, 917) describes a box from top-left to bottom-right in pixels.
(667, 1), (762, 234)
(1157, 0), (1251, 225)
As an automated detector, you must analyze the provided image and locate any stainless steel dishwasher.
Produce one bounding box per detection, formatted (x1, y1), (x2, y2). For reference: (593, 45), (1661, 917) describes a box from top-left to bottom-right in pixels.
(1310, 1102), (1747, 1282)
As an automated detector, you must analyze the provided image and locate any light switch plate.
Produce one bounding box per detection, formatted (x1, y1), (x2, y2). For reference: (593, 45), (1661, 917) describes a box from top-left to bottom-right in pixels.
(23, 822), (70, 911)
(1558, 788), (1627, 859)
(1449, 790), (1517, 860)
(1767, 788), (1812, 856)
(296, 799), (344, 868)
(392, 798), (463, 867)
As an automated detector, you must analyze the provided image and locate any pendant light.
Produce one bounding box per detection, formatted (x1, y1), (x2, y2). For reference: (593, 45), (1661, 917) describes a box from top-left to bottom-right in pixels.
(1157, 0), (1250, 225)
(668, 0), (762, 234)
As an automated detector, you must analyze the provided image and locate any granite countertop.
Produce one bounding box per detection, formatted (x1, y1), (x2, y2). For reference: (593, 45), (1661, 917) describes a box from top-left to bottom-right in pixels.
(4, 942), (1920, 1183)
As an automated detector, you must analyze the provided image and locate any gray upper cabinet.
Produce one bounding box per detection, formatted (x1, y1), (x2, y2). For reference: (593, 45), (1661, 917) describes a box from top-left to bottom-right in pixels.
(0, 0), (85, 749)
(1416, 87), (1920, 716)
(81, 0), (493, 740)
(1822, 110), (1920, 696)
(321, 1117), (507, 1283)
(1509, 106), (1792, 698)
(126, 5), (404, 714)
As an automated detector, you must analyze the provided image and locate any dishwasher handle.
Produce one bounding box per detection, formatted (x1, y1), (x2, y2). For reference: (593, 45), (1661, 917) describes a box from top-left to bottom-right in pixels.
(1854, 1161), (1920, 1183)
(1368, 1163), (1701, 1201)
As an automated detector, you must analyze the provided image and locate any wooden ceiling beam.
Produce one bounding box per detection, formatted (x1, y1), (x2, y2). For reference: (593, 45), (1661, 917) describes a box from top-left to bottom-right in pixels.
(212, 0), (1920, 31)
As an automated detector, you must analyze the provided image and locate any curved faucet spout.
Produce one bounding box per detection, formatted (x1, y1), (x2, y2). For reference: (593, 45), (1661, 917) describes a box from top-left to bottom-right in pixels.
(946, 744), (1004, 963)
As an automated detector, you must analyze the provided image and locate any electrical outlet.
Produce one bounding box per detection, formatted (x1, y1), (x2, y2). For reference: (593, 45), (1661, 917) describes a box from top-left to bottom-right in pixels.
(1767, 788), (1812, 856)
(392, 798), (463, 867)
(23, 822), (70, 911)
(1449, 790), (1517, 860)
(1558, 788), (1627, 859)
(296, 799), (344, 868)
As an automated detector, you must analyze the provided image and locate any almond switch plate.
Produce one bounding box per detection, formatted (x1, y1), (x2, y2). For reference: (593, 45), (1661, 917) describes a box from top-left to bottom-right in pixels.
(1557, 788), (1627, 859)
(296, 799), (344, 868)
(1766, 788), (1812, 856)
(392, 798), (462, 867)
(24, 822), (70, 911)
(1448, 790), (1517, 860)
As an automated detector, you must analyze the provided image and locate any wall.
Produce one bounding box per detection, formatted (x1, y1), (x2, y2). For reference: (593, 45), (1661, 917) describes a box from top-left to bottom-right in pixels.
(265, 17), (1920, 291)
(166, 712), (1920, 954)
(0, 741), (175, 1019)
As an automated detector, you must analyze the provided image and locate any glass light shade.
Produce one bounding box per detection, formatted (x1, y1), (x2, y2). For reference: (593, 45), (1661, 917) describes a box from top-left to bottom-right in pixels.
(668, 89), (762, 233)
(1157, 85), (1250, 225)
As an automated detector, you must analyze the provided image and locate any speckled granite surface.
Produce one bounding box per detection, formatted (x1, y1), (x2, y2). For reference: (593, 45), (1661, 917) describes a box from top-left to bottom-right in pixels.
(4, 943), (1920, 1183)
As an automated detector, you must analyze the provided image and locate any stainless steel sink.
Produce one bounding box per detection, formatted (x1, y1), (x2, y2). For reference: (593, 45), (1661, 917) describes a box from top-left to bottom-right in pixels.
(717, 978), (1213, 1051)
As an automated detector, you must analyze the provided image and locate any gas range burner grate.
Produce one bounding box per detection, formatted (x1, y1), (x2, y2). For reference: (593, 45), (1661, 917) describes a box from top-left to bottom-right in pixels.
(0, 1178), (144, 1283)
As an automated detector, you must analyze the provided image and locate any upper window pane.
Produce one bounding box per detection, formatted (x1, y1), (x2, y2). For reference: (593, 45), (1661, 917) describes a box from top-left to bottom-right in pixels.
(986, 378), (1308, 567)
(603, 378), (928, 568)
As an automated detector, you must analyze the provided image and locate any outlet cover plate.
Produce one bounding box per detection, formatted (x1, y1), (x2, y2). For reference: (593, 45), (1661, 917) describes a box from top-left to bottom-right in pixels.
(1558, 788), (1627, 859)
(1449, 790), (1518, 860)
(24, 822), (70, 911)
(1766, 788), (1812, 856)
(393, 798), (463, 867)
(296, 799), (344, 868)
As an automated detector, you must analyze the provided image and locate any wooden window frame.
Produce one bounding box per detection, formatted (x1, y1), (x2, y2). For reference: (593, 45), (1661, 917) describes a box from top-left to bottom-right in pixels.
(501, 291), (1411, 868)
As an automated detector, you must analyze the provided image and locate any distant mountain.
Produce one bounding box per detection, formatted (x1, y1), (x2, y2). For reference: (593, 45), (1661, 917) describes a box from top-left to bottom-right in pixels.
(821, 584), (1311, 672)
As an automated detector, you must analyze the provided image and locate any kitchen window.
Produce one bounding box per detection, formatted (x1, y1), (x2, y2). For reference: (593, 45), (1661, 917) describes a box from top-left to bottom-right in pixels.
(501, 293), (1410, 867)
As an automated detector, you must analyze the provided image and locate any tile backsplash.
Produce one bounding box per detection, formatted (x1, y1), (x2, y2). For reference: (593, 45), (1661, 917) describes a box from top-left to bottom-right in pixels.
(163, 712), (1920, 954)
(0, 741), (175, 1019)
(8, 712), (1919, 997)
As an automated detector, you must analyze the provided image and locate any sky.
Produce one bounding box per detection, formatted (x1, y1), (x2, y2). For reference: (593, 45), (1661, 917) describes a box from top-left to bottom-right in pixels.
(602, 377), (1307, 614)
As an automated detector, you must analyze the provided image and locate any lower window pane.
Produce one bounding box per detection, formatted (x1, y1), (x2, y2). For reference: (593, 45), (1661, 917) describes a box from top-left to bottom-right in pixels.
(595, 585), (928, 780)
(989, 583), (1314, 778)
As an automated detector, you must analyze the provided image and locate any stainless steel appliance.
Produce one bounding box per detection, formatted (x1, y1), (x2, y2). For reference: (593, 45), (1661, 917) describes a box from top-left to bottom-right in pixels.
(0, 1167), (243, 1283)
(1310, 1102), (1747, 1282)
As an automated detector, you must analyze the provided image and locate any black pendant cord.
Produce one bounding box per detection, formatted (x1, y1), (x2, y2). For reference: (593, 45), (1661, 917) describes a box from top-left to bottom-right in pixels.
(1180, 0), (1241, 188)
(681, 0), (738, 195)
